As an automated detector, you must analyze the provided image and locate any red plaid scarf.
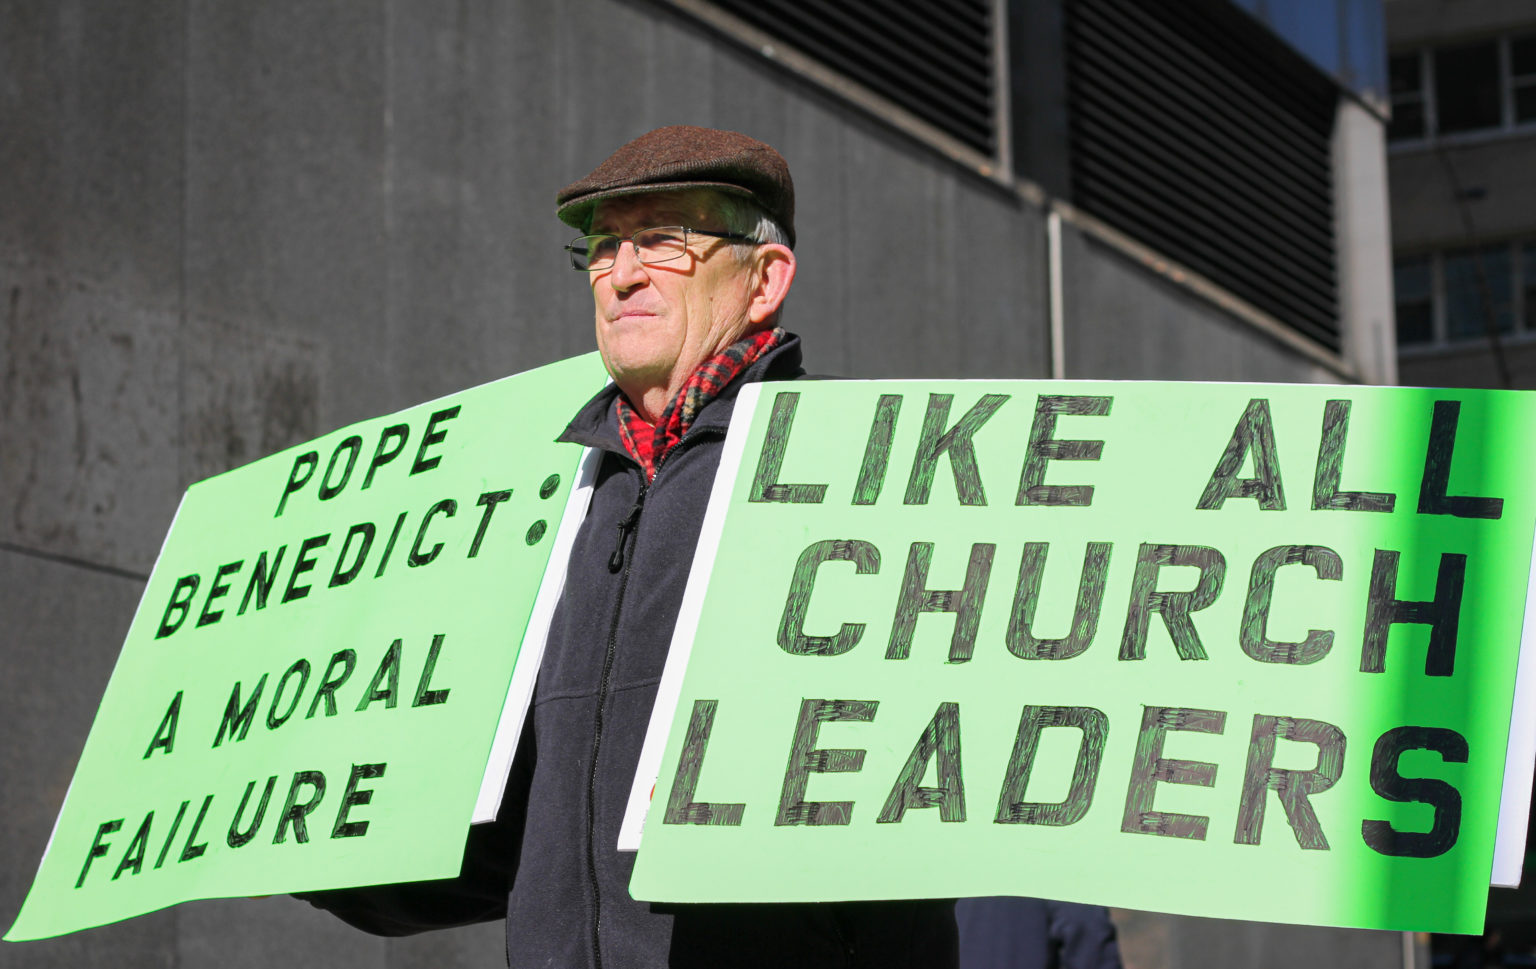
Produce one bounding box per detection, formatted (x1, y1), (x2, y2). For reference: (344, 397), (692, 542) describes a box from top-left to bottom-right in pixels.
(616, 327), (784, 482)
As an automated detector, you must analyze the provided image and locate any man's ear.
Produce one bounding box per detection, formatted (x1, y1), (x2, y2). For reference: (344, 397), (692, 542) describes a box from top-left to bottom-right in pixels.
(747, 244), (797, 325)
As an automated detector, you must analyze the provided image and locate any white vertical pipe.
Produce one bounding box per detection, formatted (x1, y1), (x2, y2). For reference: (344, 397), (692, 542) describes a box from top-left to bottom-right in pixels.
(1048, 207), (1066, 379)
(991, 0), (1012, 179)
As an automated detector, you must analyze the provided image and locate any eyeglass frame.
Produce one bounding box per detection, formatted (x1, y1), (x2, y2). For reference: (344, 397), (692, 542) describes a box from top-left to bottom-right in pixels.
(564, 225), (759, 271)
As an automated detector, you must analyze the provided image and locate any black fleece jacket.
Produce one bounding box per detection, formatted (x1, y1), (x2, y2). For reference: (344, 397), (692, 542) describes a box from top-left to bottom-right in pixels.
(299, 334), (958, 968)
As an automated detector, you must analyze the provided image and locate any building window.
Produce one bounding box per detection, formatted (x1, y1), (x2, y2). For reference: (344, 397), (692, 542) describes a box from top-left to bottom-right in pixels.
(1394, 256), (1433, 344)
(1444, 245), (1514, 339)
(1389, 51), (1426, 140)
(1515, 35), (1536, 124)
(1390, 31), (1536, 142)
(1435, 41), (1502, 135)
(1396, 239), (1533, 346)
(1525, 241), (1536, 329)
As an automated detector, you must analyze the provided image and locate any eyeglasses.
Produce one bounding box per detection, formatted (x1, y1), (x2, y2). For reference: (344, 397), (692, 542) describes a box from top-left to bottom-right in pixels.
(565, 225), (758, 271)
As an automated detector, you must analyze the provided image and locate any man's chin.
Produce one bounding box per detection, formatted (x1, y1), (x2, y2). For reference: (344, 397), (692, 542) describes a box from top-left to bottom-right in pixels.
(603, 355), (674, 389)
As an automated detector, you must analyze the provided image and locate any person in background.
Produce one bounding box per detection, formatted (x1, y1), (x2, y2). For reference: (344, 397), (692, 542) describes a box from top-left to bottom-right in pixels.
(957, 896), (1124, 969)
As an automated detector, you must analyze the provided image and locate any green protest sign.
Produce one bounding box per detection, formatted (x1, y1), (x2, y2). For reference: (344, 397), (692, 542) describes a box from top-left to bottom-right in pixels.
(5, 352), (608, 942)
(624, 379), (1536, 935)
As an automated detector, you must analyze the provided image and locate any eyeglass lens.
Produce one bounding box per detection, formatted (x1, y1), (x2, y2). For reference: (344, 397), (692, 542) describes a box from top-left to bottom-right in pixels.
(569, 227), (691, 270)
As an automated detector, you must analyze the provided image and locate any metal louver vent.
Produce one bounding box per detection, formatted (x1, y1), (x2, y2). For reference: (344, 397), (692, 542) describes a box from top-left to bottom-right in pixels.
(703, 0), (998, 157)
(1066, 0), (1340, 349)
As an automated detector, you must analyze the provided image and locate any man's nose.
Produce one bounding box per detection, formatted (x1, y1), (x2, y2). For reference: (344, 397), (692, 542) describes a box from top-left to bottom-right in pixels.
(608, 240), (649, 291)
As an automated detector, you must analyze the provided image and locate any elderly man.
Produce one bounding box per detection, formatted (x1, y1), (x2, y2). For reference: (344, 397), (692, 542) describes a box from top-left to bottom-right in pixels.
(301, 126), (958, 967)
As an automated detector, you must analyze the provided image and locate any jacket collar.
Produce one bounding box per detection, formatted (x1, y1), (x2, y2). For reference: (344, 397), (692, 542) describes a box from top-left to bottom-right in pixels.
(558, 332), (804, 455)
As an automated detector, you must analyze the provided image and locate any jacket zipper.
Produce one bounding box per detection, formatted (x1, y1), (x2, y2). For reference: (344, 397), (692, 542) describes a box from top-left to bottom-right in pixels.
(583, 430), (721, 968)
(608, 498), (644, 572)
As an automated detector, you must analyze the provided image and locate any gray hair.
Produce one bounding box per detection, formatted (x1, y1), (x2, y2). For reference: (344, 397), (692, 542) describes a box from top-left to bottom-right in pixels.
(696, 190), (791, 325)
(709, 191), (792, 255)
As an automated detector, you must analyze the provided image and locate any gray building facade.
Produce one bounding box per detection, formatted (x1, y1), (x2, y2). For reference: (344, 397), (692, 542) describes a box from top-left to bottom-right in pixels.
(1388, 0), (1536, 391)
(3, 1), (1407, 966)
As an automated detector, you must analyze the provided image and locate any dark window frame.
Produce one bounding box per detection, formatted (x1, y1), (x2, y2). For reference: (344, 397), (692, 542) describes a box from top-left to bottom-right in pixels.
(1395, 238), (1536, 349)
(1389, 31), (1536, 145)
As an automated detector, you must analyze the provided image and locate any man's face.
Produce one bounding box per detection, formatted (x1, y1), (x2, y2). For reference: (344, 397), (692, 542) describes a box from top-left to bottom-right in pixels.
(587, 191), (759, 405)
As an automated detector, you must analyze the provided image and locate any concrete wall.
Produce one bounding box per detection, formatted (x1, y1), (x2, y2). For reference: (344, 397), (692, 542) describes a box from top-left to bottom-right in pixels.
(1060, 228), (1333, 383)
(1389, 131), (1536, 253)
(1385, 0), (1534, 46)
(1400, 339), (1536, 389)
(1335, 100), (1400, 385)
(2, 1), (1397, 967)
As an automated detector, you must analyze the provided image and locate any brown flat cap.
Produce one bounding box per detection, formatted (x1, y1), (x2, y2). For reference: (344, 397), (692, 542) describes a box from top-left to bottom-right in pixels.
(556, 125), (795, 247)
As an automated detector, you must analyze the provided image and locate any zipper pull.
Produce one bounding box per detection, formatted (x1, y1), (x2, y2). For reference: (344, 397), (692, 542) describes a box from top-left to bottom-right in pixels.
(608, 499), (644, 572)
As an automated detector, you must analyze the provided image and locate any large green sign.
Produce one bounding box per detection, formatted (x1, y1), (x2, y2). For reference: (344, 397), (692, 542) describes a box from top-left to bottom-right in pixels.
(5, 353), (608, 942)
(625, 379), (1536, 934)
